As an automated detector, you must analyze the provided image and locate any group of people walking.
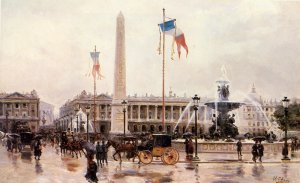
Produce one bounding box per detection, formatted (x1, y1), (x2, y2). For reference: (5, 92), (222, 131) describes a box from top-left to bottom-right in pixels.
(236, 139), (264, 163)
(251, 141), (264, 163)
(95, 141), (108, 168)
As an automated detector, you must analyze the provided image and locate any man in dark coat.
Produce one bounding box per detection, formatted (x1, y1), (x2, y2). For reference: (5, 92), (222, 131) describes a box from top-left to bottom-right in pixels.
(257, 140), (264, 162)
(184, 137), (189, 157)
(95, 141), (103, 167)
(252, 141), (258, 163)
(34, 139), (42, 160)
(101, 141), (108, 166)
(236, 139), (242, 159)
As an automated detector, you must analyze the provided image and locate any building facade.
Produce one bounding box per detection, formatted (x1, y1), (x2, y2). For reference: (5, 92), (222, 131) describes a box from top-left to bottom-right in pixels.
(57, 90), (213, 136)
(0, 90), (40, 132)
(58, 85), (280, 137)
(237, 85), (280, 136)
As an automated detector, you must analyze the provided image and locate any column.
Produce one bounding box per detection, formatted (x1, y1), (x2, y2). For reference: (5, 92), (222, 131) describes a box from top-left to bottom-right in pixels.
(12, 102), (14, 117)
(179, 106), (182, 118)
(146, 105), (149, 121)
(105, 104), (108, 119)
(28, 103), (30, 117)
(138, 105), (141, 121)
(171, 105), (174, 122)
(130, 105), (133, 120)
(1, 103), (4, 116)
(154, 105), (158, 120)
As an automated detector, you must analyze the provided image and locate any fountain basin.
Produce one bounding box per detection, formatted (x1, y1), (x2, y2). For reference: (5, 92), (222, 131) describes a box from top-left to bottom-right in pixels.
(205, 101), (244, 114)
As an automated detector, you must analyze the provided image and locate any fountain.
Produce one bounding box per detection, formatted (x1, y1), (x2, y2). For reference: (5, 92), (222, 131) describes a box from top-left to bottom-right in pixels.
(205, 67), (243, 139)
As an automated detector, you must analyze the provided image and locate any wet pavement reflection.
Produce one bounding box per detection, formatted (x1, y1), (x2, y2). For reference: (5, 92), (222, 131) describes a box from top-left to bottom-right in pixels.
(0, 145), (300, 183)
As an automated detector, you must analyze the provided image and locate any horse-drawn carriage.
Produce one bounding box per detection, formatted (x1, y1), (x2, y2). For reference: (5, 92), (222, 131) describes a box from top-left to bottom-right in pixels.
(108, 133), (179, 165)
(20, 132), (34, 156)
(138, 134), (179, 165)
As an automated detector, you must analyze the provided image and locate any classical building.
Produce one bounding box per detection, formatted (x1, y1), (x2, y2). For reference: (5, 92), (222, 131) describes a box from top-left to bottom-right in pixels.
(57, 90), (213, 135)
(0, 90), (40, 132)
(237, 84), (280, 136)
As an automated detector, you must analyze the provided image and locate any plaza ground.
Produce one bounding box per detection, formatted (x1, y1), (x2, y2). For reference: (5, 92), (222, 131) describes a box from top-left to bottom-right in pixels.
(0, 145), (300, 183)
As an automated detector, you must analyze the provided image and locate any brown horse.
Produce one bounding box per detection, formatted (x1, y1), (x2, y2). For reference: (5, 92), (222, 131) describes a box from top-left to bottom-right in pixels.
(107, 139), (139, 164)
(60, 140), (87, 158)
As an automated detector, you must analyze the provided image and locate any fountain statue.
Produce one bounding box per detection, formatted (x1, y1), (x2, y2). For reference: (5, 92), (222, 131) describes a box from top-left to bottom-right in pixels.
(205, 67), (243, 139)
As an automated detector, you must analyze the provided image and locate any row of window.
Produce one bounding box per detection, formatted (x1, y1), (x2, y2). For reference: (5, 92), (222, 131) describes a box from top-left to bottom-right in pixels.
(3, 103), (28, 108)
(244, 106), (274, 112)
(248, 121), (269, 127)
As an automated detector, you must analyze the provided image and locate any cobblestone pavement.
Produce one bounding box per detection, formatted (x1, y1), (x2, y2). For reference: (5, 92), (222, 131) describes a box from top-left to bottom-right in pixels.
(0, 145), (300, 183)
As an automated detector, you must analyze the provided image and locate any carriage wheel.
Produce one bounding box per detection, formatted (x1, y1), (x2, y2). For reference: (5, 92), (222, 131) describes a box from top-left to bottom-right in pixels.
(139, 150), (153, 164)
(162, 147), (179, 165)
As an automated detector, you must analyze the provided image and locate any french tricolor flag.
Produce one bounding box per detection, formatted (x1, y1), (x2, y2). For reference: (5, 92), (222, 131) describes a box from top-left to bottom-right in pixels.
(159, 19), (188, 58)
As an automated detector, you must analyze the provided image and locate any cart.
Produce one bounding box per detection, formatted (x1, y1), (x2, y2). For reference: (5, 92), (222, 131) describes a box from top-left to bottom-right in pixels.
(20, 132), (34, 157)
(138, 134), (179, 165)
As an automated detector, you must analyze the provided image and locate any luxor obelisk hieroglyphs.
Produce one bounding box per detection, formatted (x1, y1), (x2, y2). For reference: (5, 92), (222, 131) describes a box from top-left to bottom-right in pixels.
(111, 12), (127, 133)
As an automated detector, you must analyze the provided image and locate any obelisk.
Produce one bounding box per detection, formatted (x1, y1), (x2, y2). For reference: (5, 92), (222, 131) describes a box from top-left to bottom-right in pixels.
(111, 12), (127, 133)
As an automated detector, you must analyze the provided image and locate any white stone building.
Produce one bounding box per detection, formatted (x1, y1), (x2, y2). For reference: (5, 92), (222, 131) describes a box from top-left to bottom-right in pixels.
(0, 90), (40, 132)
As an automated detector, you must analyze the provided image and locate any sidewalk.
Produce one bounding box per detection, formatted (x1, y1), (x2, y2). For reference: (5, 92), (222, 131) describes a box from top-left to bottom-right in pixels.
(177, 151), (300, 164)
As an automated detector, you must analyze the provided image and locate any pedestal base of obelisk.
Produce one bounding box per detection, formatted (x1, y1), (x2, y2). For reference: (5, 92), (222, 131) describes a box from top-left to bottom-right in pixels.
(110, 103), (129, 136)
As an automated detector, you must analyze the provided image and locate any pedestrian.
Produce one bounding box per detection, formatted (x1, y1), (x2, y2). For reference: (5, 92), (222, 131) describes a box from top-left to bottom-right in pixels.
(34, 139), (42, 160)
(101, 141), (108, 166)
(236, 139), (243, 159)
(184, 137), (189, 157)
(7, 138), (12, 152)
(252, 141), (258, 163)
(85, 152), (98, 183)
(257, 140), (264, 162)
(95, 141), (103, 167)
(187, 138), (194, 159)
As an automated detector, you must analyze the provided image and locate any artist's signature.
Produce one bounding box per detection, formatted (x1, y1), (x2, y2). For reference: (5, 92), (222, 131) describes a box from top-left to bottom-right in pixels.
(273, 176), (289, 183)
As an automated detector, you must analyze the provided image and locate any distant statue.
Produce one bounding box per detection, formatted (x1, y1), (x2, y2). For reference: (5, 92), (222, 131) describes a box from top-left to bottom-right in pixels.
(217, 86), (221, 99)
(219, 84), (230, 100)
(228, 114), (235, 124)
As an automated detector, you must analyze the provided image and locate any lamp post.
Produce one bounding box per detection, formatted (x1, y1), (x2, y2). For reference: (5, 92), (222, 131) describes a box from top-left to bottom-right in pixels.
(70, 112), (73, 132)
(75, 108), (79, 133)
(42, 117), (46, 126)
(66, 115), (69, 131)
(192, 94), (200, 160)
(5, 110), (9, 133)
(282, 96), (290, 161)
(121, 100), (127, 139)
(85, 106), (91, 142)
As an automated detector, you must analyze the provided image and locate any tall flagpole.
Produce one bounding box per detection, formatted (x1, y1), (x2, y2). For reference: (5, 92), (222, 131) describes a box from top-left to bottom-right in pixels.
(93, 45), (97, 137)
(162, 8), (166, 132)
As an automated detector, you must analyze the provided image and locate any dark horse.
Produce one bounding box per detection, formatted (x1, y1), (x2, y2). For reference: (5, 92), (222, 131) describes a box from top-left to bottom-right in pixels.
(60, 139), (87, 158)
(107, 139), (140, 164)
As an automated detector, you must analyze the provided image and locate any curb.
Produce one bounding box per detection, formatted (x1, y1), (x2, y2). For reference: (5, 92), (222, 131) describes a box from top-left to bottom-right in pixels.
(177, 160), (300, 164)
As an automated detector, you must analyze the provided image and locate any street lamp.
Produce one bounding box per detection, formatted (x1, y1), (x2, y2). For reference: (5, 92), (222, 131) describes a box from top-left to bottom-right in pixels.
(85, 105), (91, 142)
(70, 112), (73, 132)
(121, 100), (127, 139)
(75, 108), (79, 133)
(42, 117), (46, 126)
(66, 115), (69, 131)
(5, 110), (9, 133)
(192, 94), (200, 160)
(282, 96), (290, 161)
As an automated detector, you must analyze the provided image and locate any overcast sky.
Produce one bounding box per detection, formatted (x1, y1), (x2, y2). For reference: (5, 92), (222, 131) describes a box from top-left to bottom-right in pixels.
(1, 0), (300, 114)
